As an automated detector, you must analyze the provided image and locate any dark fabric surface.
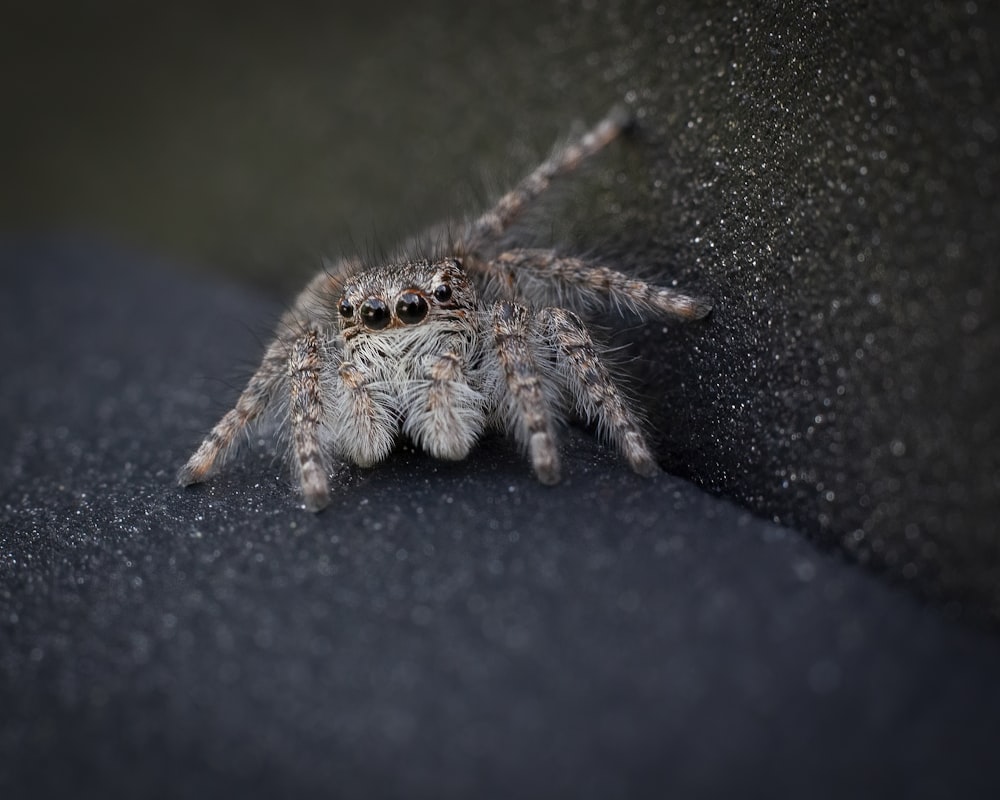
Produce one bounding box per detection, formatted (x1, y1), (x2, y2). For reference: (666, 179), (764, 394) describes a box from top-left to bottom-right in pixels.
(1, 239), (999, 798)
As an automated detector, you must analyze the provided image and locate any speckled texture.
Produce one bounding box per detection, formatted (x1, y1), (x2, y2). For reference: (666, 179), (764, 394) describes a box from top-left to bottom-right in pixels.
(569, 0), (1000, 623)
(2, 239), (1000, 798)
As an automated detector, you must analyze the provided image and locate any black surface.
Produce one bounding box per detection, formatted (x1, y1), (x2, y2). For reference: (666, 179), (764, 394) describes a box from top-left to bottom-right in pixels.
(2, 239), (1000, 798)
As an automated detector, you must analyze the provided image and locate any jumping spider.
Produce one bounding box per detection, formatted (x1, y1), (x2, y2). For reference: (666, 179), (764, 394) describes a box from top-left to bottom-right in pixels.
(178, 107), (712, 511)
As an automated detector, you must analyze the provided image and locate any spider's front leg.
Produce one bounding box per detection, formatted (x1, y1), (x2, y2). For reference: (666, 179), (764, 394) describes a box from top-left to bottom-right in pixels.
(491, 301), (561, 484)
(538, 307), (660, 477)
(178, 260), (357, 501)
(176, 334), (289, 487)
(288, 329), (332, 512)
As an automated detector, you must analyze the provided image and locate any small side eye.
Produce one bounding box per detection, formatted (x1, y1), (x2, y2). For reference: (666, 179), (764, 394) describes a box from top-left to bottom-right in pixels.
(338, 298), (354, 318)
(434, 284), (452, 302)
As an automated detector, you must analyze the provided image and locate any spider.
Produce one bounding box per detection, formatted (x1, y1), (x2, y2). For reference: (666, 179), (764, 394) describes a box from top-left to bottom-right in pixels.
(178, 107), (712, 511)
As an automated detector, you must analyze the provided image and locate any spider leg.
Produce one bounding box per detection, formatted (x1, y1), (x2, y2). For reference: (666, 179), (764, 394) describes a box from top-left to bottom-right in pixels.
(177, 256), (359, 490)
(479, 248), (712, 321)
(468, 106), (632, 248)
(540, 306), (660, 477)
(492, 301), (561, 484)
(176, 335), (288, 487)
(288, 330), (331, 512)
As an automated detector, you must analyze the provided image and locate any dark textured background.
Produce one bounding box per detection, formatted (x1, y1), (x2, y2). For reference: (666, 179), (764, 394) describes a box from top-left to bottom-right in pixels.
(2, 1), (999, 796)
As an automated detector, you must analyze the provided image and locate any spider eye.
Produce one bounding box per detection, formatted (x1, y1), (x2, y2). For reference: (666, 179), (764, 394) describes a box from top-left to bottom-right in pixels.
(433, 284), (452, 302)
(338, 298), (354, 318)
(360, 297), (390, 330)
(396, 291), (429, 324)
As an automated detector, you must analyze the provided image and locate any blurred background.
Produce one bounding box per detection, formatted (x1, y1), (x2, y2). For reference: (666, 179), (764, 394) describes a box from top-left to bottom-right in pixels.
(1, 2), (614, 292)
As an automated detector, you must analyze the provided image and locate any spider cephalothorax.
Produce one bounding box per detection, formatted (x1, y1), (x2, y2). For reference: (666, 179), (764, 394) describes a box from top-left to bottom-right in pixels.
(178, 108), (712, 511)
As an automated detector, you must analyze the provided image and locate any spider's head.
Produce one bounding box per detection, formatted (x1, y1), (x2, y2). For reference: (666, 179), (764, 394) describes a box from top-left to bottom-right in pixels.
(337, 257), (475, 338)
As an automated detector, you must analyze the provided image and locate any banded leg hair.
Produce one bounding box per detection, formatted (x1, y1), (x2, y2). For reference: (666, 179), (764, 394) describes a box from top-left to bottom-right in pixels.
(491, 301), (661, 482)
(176, 333), (289, 487)
(178, 324), (337, 511)
(539, 307), (659, 476)
(467, 106), (632, 248)
(492, 301), (561, 485)
(288, 330), (330, 512)
(460, 105), (712, 322)
(178, 264), (351, 506)
(484, 249), (712, 321)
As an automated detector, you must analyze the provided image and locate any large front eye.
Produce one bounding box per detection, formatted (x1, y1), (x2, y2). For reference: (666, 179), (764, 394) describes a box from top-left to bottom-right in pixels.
(396, 291), (428, 325)
(360, 297), (390, 330)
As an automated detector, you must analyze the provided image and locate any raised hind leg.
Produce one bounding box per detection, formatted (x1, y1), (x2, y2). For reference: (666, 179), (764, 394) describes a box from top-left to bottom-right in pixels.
(467, 106), (632, 249)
